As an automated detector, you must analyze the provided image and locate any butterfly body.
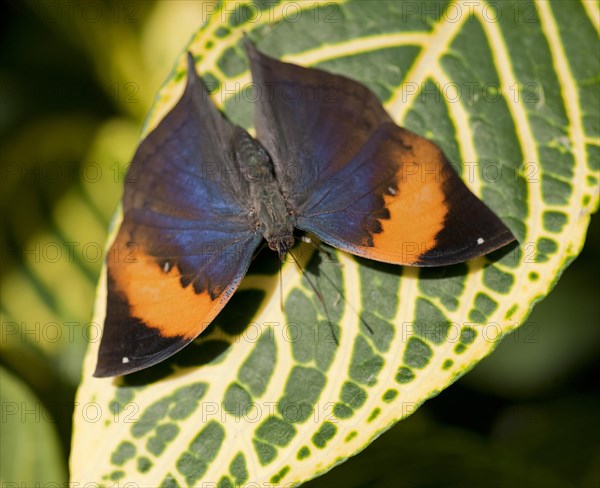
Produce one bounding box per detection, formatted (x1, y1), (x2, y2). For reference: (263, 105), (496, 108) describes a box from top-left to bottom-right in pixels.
(232, 128), (296, 260)
(93, 40), (515, 377)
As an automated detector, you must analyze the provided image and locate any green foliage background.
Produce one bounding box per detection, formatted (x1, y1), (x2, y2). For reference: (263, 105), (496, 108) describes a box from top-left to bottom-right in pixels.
(1, 1), (598, 486)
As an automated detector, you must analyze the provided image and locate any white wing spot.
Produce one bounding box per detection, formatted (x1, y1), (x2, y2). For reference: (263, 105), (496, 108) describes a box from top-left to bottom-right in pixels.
(163, 261), (171, 272)
(477, 238), (485, 245)
(122, 357), (130, 364)
(388, 186), (396, 195)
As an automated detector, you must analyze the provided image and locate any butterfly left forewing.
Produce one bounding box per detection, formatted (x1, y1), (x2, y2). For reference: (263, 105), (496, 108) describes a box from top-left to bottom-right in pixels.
(94, 54), (261, 377)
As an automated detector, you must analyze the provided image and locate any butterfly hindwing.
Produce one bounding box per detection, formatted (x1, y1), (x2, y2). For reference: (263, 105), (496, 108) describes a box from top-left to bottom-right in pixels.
(245, 40), (515, 266)
(297, 124), (514, 265)
(94, 54), (261, 377)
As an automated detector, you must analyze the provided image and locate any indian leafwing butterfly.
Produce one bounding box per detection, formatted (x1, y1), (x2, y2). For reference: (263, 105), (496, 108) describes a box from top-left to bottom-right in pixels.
(94, 39), (515, 377)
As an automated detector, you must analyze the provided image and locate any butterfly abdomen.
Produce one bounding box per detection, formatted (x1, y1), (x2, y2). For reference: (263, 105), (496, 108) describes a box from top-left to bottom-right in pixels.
(233, 127), (295, 259)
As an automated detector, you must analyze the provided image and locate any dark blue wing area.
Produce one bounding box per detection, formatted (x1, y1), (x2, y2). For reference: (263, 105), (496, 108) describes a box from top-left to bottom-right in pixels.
(246, 40), (392, 210)
(95, 54), (261, 377)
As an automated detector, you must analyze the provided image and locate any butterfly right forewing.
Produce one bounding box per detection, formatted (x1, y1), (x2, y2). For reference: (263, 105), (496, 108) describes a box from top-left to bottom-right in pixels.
(245, 40), (515, 266)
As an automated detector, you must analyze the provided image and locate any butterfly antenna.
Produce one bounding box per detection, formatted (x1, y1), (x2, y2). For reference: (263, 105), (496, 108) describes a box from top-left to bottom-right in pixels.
(288, 249), (339, 344)
(288, 250), (323, 303)
(300, 234), (339, 264)
(298, 234), (369, 334)
(313, 256), (375, 335)
(279, 261), (284, 312)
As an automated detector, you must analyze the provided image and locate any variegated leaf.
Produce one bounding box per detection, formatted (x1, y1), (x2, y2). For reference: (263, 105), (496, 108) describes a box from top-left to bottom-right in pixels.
(71, 1), (599, 486)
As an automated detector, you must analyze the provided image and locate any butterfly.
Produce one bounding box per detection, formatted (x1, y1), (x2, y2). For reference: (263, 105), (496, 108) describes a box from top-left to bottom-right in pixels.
(94, 39), (515, 377)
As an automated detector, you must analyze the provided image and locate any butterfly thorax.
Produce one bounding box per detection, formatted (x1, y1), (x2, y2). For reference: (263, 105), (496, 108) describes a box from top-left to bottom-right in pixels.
(234, 128), (295, 261)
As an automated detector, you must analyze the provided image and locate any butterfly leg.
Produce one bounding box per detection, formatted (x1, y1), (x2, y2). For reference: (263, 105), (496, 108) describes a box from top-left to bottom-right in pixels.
(299, 233), (341, 265)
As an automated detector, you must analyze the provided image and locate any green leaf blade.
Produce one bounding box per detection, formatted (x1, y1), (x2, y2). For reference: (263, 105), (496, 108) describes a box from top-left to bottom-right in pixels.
(71, 1), (600, 485)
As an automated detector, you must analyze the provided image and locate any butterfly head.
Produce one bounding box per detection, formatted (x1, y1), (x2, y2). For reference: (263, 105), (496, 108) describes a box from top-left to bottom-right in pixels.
(267, 232), (295, 262)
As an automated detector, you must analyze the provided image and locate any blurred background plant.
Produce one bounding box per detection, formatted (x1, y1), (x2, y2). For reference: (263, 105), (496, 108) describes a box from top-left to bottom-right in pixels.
(1, 1), (598, 486)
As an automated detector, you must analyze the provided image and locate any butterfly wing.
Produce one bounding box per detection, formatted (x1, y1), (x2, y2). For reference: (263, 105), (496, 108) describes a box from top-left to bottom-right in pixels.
(94, 54), (261, 377)
(245, 40), (515, 266)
